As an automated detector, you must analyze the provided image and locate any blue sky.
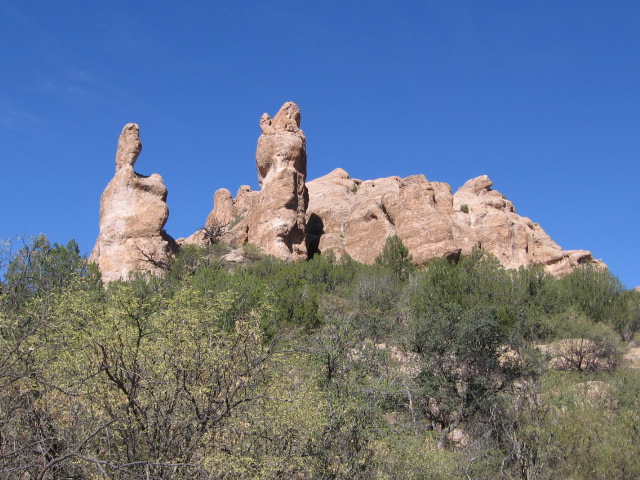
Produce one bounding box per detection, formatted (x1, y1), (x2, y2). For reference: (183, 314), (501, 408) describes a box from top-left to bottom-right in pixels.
(1, 1), (638, 288)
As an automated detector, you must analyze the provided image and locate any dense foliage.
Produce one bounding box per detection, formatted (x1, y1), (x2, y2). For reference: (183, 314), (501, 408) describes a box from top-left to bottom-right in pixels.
(1, 235), (639, 479)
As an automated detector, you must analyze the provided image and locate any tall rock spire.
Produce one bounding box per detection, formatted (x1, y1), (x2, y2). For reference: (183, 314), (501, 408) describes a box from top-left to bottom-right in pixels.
(199, 101), (309, 260)
(249, 101), (308, 259)
(90, 123), (176, 283)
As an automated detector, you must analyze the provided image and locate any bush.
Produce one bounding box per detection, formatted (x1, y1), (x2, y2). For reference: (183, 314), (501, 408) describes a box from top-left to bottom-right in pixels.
(557, 265), (626, 328)
(375, 235), (415, 280)
(542, 311), (624, 372)
(413, 304), (529, 446)
(506, 369), (640, 479)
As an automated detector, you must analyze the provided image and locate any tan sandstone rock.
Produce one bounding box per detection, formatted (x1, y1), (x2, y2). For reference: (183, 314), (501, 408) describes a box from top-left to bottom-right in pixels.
(202, 102), (308, 260)
(307, 171), (468, 264)
(384, 175), (470, 264)
(307, 170), (398, 263)
(186, 103), (601, 277)
(452, 175), (602, 275)
(306, 169), (602, 275)
(90, 123), (176, 283)
(93, 107), (602, 281)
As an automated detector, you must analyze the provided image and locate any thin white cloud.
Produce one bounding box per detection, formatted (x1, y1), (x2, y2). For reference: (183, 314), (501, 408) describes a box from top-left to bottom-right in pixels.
(38, 78), (95, 97)
(0, 104), (43, 131)
(68, 69), (95, 83)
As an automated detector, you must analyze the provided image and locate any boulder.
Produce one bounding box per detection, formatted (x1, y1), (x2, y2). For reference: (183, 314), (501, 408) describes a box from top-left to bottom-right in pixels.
(90, 123), (176, 283)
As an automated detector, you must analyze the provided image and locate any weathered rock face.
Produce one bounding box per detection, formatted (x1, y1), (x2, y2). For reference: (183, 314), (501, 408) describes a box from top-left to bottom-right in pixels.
(452, 175), (603, 276)
(180, 102), (601, 277)
(306, 169), (602, 275)
(93, 105), (602, 282)
(306, 169), (467, 264)
(201, 102), (308, 260)
(385, 175), (470, 264)
(90, 123), (176, 283)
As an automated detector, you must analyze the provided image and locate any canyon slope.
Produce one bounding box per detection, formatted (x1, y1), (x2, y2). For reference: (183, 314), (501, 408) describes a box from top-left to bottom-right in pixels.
(92, 103), (603, 282)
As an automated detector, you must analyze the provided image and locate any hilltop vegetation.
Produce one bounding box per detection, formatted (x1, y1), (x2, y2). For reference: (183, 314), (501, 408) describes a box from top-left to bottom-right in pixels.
(1, 235), (639, 479)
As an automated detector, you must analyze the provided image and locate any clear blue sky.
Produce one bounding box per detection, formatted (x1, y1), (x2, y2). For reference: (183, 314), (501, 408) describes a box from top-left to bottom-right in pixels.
(1, 1), (638, 288)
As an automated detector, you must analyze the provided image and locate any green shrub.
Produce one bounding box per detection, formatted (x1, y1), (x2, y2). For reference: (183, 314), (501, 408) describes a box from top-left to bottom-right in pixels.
(507, 369), (640, 479)
(228, 213), (245, 229)
(375, 235), (415, 280)
(542, 310), (624, 372)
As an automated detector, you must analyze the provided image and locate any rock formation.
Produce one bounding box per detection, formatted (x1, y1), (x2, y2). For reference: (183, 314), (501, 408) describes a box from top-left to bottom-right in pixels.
(306, 169), (602, 275)
(307, 169), (469, 264)
(197, 102), (308, 260)
(93, 104), (602, 281)
(90, 123), (176, 283)
(451, 175), (600, 276)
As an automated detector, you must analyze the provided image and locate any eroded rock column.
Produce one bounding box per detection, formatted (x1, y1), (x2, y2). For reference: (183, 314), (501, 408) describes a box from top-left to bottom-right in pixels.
(200, 102), (309, 260)
(90, 123), (176, 283)
(249, 102), (308, 259)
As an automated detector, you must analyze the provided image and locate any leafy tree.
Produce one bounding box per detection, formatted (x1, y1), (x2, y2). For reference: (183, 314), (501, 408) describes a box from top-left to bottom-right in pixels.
(351, 268), (406, 341)
(1, 272), (275, 479)
(2, 233), (640, 479)
(413, 304), (532, 447)
(620, 289), (640, 342)
(557, 265), (627, 328)
(1, 235), (97, 315)
(409, 249), (512, 316)
(375, 235), (415, 280)
(310, 312), (392, 479)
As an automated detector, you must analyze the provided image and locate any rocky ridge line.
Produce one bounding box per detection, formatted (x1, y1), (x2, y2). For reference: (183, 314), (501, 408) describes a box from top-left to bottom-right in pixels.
(305, 169), (601, 276)
(92, 103), (603, 282)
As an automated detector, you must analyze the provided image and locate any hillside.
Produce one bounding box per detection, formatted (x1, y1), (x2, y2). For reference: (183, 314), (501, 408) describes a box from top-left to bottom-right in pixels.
(1, 233), (639, 479)
(3, 104), (636, 479)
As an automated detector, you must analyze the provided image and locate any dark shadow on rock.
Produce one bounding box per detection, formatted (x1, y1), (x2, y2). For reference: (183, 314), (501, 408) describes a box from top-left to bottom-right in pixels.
(306, 213), (324, 259)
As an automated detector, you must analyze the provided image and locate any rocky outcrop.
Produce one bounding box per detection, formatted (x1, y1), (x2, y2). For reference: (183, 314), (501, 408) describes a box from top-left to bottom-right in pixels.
(95, 104), (601, 281)
(452, 175), (602, 276)
(385, 175), (468, 264)
(201, 102), (308, 260)
(90, 123), (176, 283)
(306, 169), (602, 274)
(306, 169), (468, 264)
